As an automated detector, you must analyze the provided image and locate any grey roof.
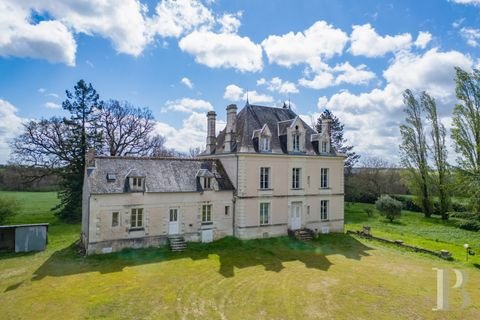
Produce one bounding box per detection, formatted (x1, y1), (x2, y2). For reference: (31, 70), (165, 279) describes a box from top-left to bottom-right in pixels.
(213, 104), (320, 155)
(87, 157), (234, 194)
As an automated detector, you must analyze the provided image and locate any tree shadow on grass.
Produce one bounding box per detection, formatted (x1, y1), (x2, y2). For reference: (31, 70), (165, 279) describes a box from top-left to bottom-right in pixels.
(30, 234), (373, 282)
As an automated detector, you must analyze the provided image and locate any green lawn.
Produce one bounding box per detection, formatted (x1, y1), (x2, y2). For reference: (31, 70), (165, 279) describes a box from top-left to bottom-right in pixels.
(1, 193), (480, 319)
(345, 202), (480, 266)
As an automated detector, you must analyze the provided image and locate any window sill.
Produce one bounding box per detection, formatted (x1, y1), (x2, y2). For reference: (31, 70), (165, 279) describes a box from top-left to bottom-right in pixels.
(290, 188), (304, 190)
(128, 227), (145, 232)
(320, 219), (329, 222)
(258, 188), (273, 191)
(319, 187), (331, 190)
(260, 223), (270, 226)
(201, 221), (213, 225)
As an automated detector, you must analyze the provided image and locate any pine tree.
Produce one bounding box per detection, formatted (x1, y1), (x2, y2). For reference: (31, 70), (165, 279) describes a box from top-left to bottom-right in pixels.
(316, 109), (360, 172)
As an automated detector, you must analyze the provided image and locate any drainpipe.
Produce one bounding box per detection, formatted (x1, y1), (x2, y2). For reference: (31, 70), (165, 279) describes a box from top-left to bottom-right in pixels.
(233, 153), (239, 238)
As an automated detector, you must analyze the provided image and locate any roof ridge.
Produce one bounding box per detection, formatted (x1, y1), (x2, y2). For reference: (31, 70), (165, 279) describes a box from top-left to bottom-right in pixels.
(95, 156), (218, 161)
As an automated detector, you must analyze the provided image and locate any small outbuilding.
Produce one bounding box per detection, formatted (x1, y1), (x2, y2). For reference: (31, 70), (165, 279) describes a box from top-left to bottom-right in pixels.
(0, 223), (48, 253)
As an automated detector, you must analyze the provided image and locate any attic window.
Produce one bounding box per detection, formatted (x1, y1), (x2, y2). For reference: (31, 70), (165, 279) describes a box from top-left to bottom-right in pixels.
(203, 177), (212, 190)
(260, 137), (270, 151)
(129, 176), (145, 192)
(292, 134), (300, 152)
(107, 173), (116, 182)
(322, 141), (328, 153)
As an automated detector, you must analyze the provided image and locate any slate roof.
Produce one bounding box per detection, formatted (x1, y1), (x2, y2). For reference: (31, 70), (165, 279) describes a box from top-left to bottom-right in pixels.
(214, 104), (319, 155)
(87, 157), (234, 194)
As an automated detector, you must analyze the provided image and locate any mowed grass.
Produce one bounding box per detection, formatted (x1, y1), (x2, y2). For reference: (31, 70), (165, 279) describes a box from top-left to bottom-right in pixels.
(344, 202), (480, 266)
(1, 192), (480, 319)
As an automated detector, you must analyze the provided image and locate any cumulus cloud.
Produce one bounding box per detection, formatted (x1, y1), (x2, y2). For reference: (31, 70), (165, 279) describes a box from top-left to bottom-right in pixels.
(451, 0), (480, 5)
(299, 62), (376, 89)
(44, 102), (61, 109)
(349, 23), (412, 57)
(218, 12), (242, 33)
(180, 77), (194, 89)
(459, 27), (480, 47)
(154, 112), (226, 153)
(161, 98), (213, 113)
(257, 77), (299, 94)
(224, 84), (244, 101)
(414, 31), (432, 49)
(320, 48), (473, 160)
(149, 0), (214, 38)
(244, 91), (274, 104)
(261, 20), (348, 67)
(179, 31), (263, 72)
(0, 99), (24, 163)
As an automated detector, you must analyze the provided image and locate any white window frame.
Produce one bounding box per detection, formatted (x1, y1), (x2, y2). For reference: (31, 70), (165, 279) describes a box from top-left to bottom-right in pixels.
(169, 208), (178, 222)
(130, 176), (144, 191)
(131, 208), (144, 228)
(202, 204), (212, 223)
(321, 141), (328, 153)
(259, 202), (270, 225)
(203, 177), (211, 189)
(292, 134), (300, 152)
(292, 168), (301, 189)
(320, 168), (329, 189)
(320, 200), (329, 221)
(260, 167), (270, 189)
(260, 137), (270, 151)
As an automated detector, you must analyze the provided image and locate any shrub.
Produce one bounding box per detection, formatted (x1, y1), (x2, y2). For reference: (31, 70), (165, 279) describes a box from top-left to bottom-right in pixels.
(390, 195), (422, 212)
(449, 212), (478, 220)
(0, 196), (19, 224)
(364, 208), (374, 217)
(375, 195), (402, 222)
(451, 202), (468, 213)
(457, 220), (480, 232)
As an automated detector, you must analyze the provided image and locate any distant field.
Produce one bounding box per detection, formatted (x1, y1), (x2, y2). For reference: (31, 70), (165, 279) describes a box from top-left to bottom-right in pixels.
(1, 192), (480, 319)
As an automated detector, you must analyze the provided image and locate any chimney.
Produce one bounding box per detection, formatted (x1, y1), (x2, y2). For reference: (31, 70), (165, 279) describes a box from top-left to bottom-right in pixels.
(206, 111), (217, 154)
(86, 148), (96, 169)
(321, 118), (332, 136)
(224, 104), (237, 153)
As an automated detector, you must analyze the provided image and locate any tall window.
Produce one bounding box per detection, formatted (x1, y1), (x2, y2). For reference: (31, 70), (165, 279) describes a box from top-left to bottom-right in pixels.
(260, 167), (270, 189)
(130, 177), (144, 191)
(260, 203), (270, 225)
(321, 200), (329, 221)
(293, 134), (300, 152)
(112, 211), (119, 227)
(202, 204), (212, 223)
(320, 168), (329, 189)
(203, 177), (211, 189)
(292, 168), (301, 189)
(321, 141), (328, 153)
(131, 208), (143, 228)
(260, 137), (270, 151)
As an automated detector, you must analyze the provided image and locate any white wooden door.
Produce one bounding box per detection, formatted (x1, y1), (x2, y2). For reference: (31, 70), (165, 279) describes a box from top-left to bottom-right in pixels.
(290, 202), (302, 230)
(201, 229), (213, 243)
(168, 209), (179, 235)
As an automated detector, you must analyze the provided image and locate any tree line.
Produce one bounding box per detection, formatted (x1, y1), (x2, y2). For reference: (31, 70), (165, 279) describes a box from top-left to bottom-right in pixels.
(400, 67), (480, 222)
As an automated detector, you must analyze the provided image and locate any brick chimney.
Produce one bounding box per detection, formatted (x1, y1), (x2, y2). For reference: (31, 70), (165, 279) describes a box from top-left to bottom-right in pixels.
(224, 104), (237, 153)
(206, 111), (217, 154)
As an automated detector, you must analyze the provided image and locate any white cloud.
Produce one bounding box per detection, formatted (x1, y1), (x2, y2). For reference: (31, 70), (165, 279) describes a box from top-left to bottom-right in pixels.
(180, 77), (194, 89)
(299, 62), (375, 89)
(317, 96), (328, 110)
(37, 88), (46, 93)
(244, 91), (274, 104)
(161, 98), (213, 114)
(349, 23), (412, 57)
(149, 0), (214, 38)
(460, 27), (480, 47)
(414, 31), (432, 49)
(451, 0), (480, 5)
(218, 12), (242, 33)
(224, 84), (244, 101)
(0, 1), (76, 65)
(154, 112), (226, 153)
(179, 31), (263, 72)
(0, 99), (24, 163)
(257, 77), (299, 94)
(44, 102), (61, 109)
(320, 48), (473, 161)
(261, 20), (348, 67)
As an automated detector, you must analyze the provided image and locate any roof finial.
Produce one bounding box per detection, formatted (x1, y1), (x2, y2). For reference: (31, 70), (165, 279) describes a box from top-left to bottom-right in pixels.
(246, 90), (249, 106)
(288, 94), (291, 109)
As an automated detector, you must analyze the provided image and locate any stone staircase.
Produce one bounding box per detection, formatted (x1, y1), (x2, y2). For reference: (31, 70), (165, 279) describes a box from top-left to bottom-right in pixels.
(290, 228), (315, 241)
(168, 235), (187, 252)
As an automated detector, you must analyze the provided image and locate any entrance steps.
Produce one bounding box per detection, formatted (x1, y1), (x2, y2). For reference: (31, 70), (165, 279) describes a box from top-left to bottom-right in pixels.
(168, 235), (187, 252)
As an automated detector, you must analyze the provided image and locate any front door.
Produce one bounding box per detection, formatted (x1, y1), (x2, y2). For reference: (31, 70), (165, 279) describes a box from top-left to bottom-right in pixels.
(168, 209), (179, 235)
(290, 202), (302, 230)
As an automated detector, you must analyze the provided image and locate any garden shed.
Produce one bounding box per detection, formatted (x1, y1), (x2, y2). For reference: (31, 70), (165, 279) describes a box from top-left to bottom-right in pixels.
(0, 223), (48, 253)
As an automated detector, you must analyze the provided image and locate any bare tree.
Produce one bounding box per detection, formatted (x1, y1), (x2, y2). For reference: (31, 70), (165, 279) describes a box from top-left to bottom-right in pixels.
(101, 100), (157, 156)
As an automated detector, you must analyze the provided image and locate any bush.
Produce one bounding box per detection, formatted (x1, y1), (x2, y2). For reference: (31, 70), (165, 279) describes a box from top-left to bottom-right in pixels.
(449, 212), (479, 220)
(457, 220), (480, 232)
(0, 196), (19, 224)
(390, 195), (423, 212)
(452, 202), (468, 213)
(364, 208), (374, 217)
(375, 195), (402, 222)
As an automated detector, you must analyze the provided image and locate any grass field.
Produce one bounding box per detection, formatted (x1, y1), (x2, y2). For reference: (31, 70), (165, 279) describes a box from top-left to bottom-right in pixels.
(1, 192), (480, 319)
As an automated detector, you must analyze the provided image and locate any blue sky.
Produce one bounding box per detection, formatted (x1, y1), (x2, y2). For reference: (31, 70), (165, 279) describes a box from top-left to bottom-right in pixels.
(1, 0), (480, 164)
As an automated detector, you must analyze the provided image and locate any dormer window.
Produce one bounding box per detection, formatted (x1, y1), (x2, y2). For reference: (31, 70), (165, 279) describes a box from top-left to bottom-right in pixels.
(293, 134), (300, 152)
(129, 176), (145, 192)
(260, 137), (270, 151)
(203, 177), (212, 189)
(322, 141), (328, 153)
